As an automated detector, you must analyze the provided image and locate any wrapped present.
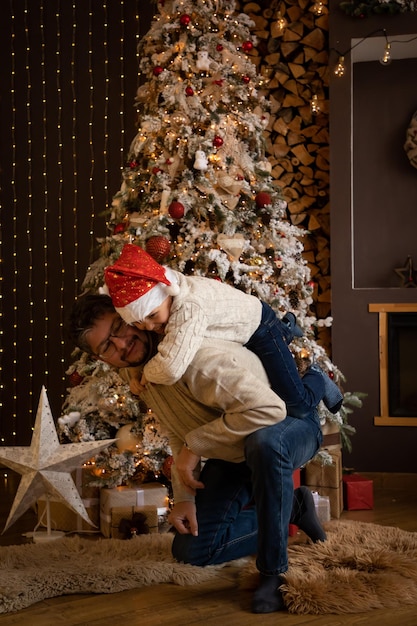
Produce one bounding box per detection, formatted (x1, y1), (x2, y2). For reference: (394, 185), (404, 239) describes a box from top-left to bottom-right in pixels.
(343, 474), (374, 510)
(289, 468), (301, 537)
(37, 496), (99, 532)
(75, 464), (101, 499)
(100, 482), (169, 537)
(304, 450), (343, 518)
(109, 505), (160, 539)
(321, 421), (342, 451)
(36, 466), (100, 532)
(311, 491), (331, 523)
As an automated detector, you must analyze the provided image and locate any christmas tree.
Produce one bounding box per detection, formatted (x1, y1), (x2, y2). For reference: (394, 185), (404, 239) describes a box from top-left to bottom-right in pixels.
(59, 0), (362, 487)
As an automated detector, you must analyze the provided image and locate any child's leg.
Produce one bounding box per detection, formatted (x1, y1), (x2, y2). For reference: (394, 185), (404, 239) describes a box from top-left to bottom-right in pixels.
(310, 364), (343, 413)
(245, 303), (325, 418)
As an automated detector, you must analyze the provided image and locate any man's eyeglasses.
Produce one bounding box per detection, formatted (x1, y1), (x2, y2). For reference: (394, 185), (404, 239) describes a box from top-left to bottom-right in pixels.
(96, 318), (130, 360)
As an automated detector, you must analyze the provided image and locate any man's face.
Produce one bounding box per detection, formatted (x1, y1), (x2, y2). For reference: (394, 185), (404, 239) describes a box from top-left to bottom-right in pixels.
(85, 312), (151, 368)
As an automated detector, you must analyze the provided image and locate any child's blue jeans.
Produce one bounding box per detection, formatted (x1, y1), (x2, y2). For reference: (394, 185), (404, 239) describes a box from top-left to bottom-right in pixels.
(244, 301), (324, 419)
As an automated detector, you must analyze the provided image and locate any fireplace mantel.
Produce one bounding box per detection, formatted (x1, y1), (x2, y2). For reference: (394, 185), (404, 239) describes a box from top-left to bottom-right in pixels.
(369, 303), (417, 426)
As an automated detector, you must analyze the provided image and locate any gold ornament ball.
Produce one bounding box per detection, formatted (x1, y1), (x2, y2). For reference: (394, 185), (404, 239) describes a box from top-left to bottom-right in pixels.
(116, 424), (143, 453)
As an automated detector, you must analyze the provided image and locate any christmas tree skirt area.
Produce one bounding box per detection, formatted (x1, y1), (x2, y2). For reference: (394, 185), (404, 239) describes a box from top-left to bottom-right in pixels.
(1, 521), (417, 615)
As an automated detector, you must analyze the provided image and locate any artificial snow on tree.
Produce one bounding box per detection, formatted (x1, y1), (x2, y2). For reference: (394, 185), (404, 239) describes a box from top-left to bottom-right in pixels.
(60, 0), (363, 485)
(59, 355), (171, 488)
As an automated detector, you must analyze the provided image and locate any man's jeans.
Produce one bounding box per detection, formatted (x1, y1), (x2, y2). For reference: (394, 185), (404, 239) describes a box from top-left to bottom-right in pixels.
(172, 410), (322, 575)
(245, 301), (325, 418)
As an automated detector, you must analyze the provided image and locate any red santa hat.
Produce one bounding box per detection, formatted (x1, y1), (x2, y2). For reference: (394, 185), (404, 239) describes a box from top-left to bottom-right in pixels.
(103, 244), (180, 324)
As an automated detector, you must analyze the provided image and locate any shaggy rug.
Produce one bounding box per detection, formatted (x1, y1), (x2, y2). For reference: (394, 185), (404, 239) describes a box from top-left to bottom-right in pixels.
(1, 520), (417, 614)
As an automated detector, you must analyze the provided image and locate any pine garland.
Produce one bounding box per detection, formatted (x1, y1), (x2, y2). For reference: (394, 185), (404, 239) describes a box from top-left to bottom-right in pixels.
(339, 0), (417, 17)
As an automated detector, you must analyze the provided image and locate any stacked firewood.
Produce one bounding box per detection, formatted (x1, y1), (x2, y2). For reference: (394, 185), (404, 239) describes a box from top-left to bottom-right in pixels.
(241, 0), (331, 346)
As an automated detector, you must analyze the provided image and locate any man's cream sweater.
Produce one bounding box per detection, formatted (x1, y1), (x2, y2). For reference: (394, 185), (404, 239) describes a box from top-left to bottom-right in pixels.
(121, 338), (286, 504)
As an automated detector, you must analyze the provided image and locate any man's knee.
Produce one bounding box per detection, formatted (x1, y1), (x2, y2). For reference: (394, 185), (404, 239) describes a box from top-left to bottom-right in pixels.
(172, 533), (210, 566)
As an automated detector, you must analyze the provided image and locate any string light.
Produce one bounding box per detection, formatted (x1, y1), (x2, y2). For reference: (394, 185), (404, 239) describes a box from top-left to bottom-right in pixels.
(311, 94), (321, 115)
(55, 3), (67, 377)
(380, 41), (392, 65)
(71, 2), (79, 292)
(332, 29), (417, 77)
(8, 3), (18, 438)
(23, 1), (34, 406)
(103, 1), (110, 209)
(88, 3), (96, 254)
(119, 0), (126, 170)
(334, 56), (346, 77)
(274, 11), (287, 36)
(40, 0), (50, 379)
(311, 1), (325, 15)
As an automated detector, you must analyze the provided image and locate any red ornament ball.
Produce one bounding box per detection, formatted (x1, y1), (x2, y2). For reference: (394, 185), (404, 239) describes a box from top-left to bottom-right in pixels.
(185, 85), (194, 97)
(216, 43), (223, 51)
(179, 13), (191, 26)
(242, 40), (253, 52)
(328, 371), (335, 380)
(242, 75), (251, 84)
(153, 65), (164, 76)
(129, 160), (138, 169)
(213, 135), (224, 148)
(69, 371), (84, 387)
(145, 236), (171, 262)
(152, 166), (162, 175)
(255, 192), (272, 208)
(168, 201), (185, 219)
(162, 455), (174, 480)
(113, 222), (127, 235)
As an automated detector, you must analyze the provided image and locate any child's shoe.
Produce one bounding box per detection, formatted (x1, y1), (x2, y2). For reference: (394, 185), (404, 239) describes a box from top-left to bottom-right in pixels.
(311, 364), (343, 413)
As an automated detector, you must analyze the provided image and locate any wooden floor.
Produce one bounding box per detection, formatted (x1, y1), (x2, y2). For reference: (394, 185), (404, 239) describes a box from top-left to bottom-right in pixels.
(1, 470), (417, 626)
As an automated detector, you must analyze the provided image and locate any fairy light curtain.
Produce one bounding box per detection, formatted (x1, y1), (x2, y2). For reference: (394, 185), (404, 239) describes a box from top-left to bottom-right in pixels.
(0, 0), (146, 445)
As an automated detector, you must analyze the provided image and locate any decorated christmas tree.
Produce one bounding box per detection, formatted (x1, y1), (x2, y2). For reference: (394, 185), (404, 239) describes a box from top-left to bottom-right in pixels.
(59, 0), (362, 487)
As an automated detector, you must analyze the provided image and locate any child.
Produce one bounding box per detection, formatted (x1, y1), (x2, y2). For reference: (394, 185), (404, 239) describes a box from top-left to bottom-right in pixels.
(103, 243), (343, 417)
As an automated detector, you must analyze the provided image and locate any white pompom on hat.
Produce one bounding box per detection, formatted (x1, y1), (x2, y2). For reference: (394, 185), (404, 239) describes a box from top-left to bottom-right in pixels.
(104, 243), (180, 324)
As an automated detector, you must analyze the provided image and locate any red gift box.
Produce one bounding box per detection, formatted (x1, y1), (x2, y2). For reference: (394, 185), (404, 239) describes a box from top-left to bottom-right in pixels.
(289, 469), (301, 537)
(342, 474), (374, 510)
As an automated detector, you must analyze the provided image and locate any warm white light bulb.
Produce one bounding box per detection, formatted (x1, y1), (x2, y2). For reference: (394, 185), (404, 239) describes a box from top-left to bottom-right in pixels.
(334, 56), (345, 77)
(274, 12), (287, 36)
(311, 94), (321, 115)
(380, 42), (392, 65)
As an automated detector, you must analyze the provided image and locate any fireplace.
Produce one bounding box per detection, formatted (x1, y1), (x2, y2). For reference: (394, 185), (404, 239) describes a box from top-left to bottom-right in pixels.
(369, 303), (417, 426)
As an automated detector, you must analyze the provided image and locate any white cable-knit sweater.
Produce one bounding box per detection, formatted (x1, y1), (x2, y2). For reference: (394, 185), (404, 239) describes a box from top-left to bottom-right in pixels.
(142, 271), (263, 385)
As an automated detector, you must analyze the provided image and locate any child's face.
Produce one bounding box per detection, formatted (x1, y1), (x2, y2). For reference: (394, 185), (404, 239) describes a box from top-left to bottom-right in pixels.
(133, 296), (172, 334)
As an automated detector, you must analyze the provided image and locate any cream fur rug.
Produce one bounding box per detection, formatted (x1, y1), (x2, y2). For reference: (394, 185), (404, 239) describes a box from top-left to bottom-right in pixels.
(1, 520), (417, 614)
(241, 520), (417, 614)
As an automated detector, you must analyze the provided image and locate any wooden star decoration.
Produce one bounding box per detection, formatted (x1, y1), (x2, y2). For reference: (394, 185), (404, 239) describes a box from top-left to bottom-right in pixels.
(0, 386), (115, 533)
(394, 255), (417, 288)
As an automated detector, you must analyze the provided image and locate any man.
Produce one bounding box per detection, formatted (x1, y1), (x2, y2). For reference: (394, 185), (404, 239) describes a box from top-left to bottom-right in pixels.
(67, 293), (325, 614)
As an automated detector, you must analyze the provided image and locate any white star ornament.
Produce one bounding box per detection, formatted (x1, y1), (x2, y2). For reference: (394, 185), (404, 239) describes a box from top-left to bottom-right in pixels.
(0, 386), (115, 533)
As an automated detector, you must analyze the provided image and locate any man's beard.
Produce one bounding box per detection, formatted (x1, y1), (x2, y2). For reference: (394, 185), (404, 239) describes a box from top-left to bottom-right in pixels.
(125, 330), (159, 366)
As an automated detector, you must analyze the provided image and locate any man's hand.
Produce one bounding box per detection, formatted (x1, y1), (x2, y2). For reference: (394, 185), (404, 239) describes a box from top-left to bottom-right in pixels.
(168, 501), (198, 536)
(175, 445), (205, 495)
(129, 373), (148, 396)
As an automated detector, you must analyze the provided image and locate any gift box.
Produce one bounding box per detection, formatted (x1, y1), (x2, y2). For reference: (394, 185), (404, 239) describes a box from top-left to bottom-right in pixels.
(343, 474), (374, 510)
(289, 468), (301, 537)
(37, 496), (99, 532)
(321, 421), (342, 451)
(100, 482), (169, 537)
(311, 491), (331, 523)
(304, 450), (343, 518)
(36, 466), (100, 532)
(109, 505), (160, 539)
